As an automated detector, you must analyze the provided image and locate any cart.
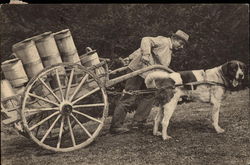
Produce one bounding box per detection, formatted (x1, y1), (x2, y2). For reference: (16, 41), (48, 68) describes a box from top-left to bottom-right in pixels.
(1, 56), (173, 152)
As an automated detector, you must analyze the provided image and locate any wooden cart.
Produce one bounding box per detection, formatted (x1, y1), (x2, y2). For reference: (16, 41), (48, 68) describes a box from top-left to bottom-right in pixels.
(1, 58), (173, 152)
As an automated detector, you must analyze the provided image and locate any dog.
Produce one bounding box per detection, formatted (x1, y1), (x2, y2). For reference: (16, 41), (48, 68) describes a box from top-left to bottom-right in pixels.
(145, 60), (247, 140)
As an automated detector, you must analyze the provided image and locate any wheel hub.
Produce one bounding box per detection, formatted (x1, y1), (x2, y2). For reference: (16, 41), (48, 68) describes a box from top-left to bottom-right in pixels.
(60, 102), (73, 115)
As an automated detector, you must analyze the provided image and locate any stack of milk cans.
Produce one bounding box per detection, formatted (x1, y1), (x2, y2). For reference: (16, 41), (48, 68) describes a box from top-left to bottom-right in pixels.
(1, 29), (104, 111)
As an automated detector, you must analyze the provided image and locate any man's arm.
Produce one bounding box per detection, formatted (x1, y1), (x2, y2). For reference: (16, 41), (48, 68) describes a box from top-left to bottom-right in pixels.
(140, 36), (165, 63)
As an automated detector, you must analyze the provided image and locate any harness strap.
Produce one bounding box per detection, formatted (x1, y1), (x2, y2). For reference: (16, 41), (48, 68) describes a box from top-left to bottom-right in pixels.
(175, 81), (226, 88)
(108, 81), (227, 96)
(122, 88), (158, 96)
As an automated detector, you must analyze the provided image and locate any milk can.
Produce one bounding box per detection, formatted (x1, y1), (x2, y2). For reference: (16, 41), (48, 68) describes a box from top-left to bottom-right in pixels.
(1, 80), (18, 109)
(33, 32), (63, 67)
(1, 58), (28, 87)
(54, 29), (80, 64)
(33, 32), (65, 89)
(80, 47), (106, 83)
(12, 38), (44, 79)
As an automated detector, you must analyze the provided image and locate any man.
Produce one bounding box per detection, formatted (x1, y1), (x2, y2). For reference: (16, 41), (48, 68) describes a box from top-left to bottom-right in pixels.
(110, 30), (189, 134)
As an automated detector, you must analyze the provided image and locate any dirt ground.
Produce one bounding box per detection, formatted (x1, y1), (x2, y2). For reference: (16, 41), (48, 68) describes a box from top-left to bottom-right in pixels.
(1, 89), (249, 165)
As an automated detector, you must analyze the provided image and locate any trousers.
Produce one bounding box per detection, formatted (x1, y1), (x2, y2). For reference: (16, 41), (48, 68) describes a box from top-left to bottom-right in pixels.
(110, 69), (154, 129)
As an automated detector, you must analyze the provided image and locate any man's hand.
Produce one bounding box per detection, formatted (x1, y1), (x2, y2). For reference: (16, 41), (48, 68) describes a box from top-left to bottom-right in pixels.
(141, 54), (151, 65)
(123, 57), (131, 66)
(119, 57), (130, 66)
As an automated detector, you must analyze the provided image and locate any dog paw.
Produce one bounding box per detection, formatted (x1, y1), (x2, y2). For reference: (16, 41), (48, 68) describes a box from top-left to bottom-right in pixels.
(216, 128), (225, 134)
(162, 135), (172, 140)
(153, 131), (162, 136)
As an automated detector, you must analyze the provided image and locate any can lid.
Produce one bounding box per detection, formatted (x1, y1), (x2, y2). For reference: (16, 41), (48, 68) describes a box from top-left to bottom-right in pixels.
(32, 31), (52, 42)
(1, 58), (21, 71)
(1, 58), (20, 66)
(54, 29), (71, 40)
(31, 34), (43, 41)
(80, 49), (97, 59)
(12, 38), (35, 52)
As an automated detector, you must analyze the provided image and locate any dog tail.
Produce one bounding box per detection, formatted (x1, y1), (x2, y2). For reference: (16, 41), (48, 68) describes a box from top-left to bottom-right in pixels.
(145, 71), (171, 88)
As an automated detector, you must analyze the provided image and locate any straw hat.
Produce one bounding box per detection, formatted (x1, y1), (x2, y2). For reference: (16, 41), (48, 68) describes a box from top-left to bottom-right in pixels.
(172, 30), (189, 43)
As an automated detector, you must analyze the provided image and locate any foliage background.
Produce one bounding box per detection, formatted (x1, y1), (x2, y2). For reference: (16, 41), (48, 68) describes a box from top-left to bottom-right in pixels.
(0, 4), (249, 72)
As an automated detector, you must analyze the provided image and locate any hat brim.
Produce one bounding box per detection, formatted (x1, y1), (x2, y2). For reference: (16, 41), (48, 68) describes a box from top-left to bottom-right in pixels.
(172, 33), (188, 44)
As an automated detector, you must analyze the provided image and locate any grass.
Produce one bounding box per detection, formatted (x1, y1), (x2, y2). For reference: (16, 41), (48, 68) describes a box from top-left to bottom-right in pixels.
(1, 89), (249, 165)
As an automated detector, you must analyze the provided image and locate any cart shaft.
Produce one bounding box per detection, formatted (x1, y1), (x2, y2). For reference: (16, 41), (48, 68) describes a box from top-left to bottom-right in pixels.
(106, 65), (174, 88)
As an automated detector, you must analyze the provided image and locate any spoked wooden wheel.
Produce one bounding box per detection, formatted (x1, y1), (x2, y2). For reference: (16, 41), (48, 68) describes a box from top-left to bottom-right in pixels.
(21, 63), (108, 152)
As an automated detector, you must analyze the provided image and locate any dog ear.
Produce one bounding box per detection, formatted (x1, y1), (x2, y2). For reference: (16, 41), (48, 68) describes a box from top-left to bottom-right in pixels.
(221, 61), (230, 76)
(155, 78), (175, 89)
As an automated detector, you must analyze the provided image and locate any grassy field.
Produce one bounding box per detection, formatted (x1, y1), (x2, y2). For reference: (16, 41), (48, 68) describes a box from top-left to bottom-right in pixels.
(1, 89), (249, 165)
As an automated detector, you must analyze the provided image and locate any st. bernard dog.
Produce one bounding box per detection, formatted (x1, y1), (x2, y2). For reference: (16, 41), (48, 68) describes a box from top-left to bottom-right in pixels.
(145, 60), (247, 140)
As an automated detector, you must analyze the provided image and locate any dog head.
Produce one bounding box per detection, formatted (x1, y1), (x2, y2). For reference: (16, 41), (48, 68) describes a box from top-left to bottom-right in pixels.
(221, 60), (247, 88)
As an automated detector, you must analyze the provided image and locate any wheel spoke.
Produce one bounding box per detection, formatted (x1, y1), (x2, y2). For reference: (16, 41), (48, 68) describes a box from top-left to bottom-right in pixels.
(69, 73), (89, 102)
(46, 111), (52, 138)
(67, 115), (76, 146)
(27, 107), (59, 113)
(35, 113), (44, 137)
(65, 68), (75, 100)
(29, 111), (60, 131)
(38, 78), (61, 103)
(41, 114), (61, 143)
(70, 114), (92, 138)
(72, 110), (102, 124)
(28, 93), (59, 107)
(73, 103), (105, 109)
(56, 69), (65, 101)
(57, 115), (65, 149)
(72, 87), (100, 105)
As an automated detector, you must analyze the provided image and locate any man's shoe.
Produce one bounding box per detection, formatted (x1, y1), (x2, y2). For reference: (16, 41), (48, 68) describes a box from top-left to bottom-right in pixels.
(110, 127), (130, 134)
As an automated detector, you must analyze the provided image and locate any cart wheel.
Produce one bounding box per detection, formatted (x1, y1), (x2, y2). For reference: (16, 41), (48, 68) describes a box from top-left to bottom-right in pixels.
(21, 63), (108, 152)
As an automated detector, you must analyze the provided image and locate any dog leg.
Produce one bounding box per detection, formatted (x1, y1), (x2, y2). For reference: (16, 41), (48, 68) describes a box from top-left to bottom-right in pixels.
(210, 89), (225, 134)
(153, 106), (163, 136)
(211, 104), (225, 133)
(161, 93), (180, 140)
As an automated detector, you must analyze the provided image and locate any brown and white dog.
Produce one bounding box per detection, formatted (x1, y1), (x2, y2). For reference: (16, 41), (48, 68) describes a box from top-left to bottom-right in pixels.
(145, 60), (247, 140)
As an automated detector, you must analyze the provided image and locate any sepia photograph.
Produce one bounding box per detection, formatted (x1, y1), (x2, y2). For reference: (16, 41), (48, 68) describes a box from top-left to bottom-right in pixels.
(1, 3), (249, 165)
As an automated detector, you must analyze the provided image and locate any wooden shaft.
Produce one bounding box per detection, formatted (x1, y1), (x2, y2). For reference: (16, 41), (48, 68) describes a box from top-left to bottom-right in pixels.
(109, 66), (129, 75)
(106, 65), (174, 88)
